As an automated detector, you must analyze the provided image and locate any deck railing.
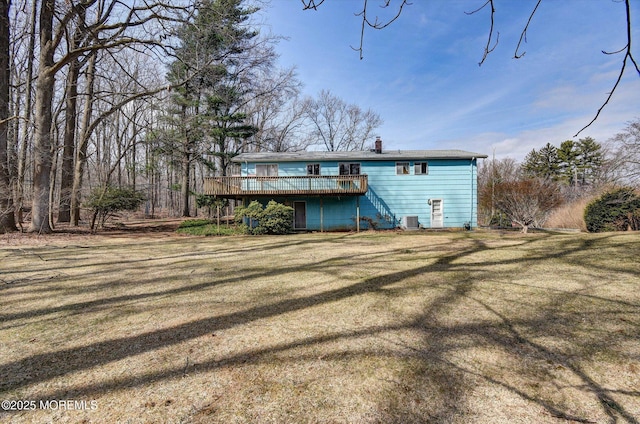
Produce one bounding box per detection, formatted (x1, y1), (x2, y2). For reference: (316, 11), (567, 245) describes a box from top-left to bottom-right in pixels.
(203, 175), (368, 197)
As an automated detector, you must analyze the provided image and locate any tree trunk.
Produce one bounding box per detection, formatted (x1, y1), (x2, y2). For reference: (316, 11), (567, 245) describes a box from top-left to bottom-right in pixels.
(181, 152), (190, 217)
(130, 120), (137, 190)
(71, 52), (97, 226)
(58, 59), (80, 223)
(0, 0), (15, 233)
(17, 0), (37, 212)
(29, 0), (55, 233)
(180, 104), (191, 217)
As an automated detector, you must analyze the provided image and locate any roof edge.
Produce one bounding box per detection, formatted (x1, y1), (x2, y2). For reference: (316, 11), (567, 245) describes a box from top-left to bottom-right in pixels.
(233, 150), (488, 163)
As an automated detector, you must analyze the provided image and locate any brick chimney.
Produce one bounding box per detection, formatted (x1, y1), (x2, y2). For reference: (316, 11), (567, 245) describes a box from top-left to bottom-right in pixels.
(375, 136), (382, 154)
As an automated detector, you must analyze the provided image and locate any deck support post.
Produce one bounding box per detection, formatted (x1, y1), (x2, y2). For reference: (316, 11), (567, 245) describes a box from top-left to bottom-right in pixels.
(320, 198), (324, 232)
(356, 196), (360, 233)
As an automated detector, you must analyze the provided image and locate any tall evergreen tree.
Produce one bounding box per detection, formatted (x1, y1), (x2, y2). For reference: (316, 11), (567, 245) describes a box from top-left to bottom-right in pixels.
(575, 137), (603, 186)
(162, 0), (260, 216)
(205, 86), (258, 175)
(523, 138), (604, 190)
(557, 140), (579, 186)
(522, 143), (560, 180)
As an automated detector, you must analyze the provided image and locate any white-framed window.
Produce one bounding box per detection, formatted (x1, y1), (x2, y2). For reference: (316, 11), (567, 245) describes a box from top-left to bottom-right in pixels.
(415, 162), (429, 175)
(339, 163), (360, 175)
(396, 162), (410, 175)
(307, 163), (321, 175)
(256, 164), (278, 177)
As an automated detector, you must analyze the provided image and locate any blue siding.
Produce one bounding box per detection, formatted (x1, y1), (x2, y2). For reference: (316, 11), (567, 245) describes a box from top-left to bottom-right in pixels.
(240, 158), (480, 230)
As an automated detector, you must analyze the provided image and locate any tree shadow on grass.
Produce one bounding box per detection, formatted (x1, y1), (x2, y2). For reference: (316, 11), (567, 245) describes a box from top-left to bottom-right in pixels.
(1, 233), (639, 422)
(0, 237), (422, 328)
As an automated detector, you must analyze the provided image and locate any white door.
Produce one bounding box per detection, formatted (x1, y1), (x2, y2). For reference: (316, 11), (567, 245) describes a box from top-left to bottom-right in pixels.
(431, 199), (443, 228)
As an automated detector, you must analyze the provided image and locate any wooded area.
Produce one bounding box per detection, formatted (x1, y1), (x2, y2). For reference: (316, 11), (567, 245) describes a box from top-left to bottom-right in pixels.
(0, 0), (384, 234)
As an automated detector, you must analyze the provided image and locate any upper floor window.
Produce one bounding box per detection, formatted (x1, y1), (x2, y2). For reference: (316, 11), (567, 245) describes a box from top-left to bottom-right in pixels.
(396, 162), (410, 175)
(415, 162), (429, 175)
(339, 163), (360, 175)
(307, 163), (321, 175)
(256, 164), (278, 177)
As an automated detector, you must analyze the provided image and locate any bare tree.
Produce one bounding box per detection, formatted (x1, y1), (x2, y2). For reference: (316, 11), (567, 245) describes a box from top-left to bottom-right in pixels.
(58, 4), (89, 223)
(70, 49), (98, 226)
(494, 178), (562, 233)
(28, 0), (193, 232)
(0, 0), (15, 233)
(607, 118), (640, 185)
(478, 156), (520, 226)
(305, 89), (382, 152)
(245, 67), (310, 152)
(11, 0), (38, 220)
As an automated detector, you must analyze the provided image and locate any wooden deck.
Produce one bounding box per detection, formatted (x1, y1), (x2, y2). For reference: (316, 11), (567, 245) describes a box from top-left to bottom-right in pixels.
(203, 175), (368, 197)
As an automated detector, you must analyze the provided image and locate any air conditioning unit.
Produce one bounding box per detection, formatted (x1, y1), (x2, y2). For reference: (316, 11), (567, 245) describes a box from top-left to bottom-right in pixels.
(401, 216), (419, 230)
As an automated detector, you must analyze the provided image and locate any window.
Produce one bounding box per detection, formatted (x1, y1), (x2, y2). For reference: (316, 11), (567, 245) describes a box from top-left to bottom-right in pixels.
(256, 164), (278, 177)
(339, 163), (360, 175)
(307, 163), (321, 175)
(396, 162), (410, 175)
(415, 162), (429, 175)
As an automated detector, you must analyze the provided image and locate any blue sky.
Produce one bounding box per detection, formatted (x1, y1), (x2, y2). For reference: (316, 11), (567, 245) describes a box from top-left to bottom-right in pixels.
(258, 0), (639, 160)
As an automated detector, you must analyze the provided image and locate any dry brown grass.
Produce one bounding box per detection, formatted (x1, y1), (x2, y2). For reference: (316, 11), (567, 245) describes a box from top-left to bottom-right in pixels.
(546, 197), (596, 231)
(0, 228), (639, 423)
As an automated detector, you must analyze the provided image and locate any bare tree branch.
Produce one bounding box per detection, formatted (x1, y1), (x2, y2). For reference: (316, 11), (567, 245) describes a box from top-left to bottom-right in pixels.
(575, 0), (639, 137)
(301, 0), (637, 136)
(514, 0), (542, 59)
(466, 0), (498, 66)
(361, 0), (410, 30)
(300, 0), (326, 11)
(302, 0), (409, 59)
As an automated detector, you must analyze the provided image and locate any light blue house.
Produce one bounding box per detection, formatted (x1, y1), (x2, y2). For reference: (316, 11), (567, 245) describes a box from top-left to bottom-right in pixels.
(204, 140), (487, 231)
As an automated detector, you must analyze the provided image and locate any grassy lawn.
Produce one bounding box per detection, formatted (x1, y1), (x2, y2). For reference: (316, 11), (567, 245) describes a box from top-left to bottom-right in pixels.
(0, 230), (639, 423)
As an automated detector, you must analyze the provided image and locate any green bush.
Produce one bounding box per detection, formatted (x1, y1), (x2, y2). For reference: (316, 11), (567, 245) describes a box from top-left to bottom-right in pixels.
(234, 200), (293, 235)
(234, 201), (263, 225)
(85, 185), (145, 230)
(584, 187), (640, 232)
(261, 201), (295, 234)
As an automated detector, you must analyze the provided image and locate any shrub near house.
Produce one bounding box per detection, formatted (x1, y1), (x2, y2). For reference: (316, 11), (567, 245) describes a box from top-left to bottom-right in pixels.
(234, 200), (294, 235)
(584, 187), (640, 232)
